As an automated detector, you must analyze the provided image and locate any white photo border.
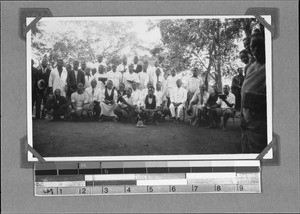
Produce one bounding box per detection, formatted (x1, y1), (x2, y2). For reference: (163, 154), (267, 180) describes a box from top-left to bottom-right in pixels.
(26, 15), (273, 162)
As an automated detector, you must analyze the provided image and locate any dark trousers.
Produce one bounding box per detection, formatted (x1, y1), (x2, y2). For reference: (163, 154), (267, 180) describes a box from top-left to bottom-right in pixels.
(35, 92), (47, 119)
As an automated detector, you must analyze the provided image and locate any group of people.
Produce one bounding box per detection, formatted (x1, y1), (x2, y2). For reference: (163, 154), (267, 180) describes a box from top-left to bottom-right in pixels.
(32, 32), (267, 153)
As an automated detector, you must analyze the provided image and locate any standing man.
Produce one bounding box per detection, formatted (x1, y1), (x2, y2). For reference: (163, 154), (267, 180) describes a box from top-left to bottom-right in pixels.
(94, 64), (108, 91)
(239, 49), (251, 78)
(48, 59), (68, 97)
(241, 34), (267, 153)
(133, 56), (143, 74)
(81, 61), (87, 73)
(107, 63), (122, 90)
(67, 60), (85, 100)
(186, 67), (203, 108)
(169, 79), (187, 123)
(31, 59), (39, 116)
(166, 69), (180, 110)
(152, 67), (164, 91)
(138, 61), (150, 90)
(123, 63), (140, 89)
(231, 67), (244, 111)
(84, 68), (93, 88)
(35, 58), (52, 119)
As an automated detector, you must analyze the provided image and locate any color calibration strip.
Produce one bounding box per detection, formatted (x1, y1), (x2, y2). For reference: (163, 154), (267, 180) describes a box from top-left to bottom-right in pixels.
(34, 160), (261, 196)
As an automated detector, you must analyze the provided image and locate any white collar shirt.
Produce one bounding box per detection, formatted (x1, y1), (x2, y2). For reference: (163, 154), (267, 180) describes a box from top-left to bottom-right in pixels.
(217, 92), (236, 109)
(85, 87), (102, 103)
(170, 86), (187, 104)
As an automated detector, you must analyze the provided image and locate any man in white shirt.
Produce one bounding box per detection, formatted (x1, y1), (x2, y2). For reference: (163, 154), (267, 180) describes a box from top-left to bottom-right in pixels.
(138, 61), (150, 90)
(169, 79), (187, 123)
(114, 88), (134, 123)
(123, 63), (140, 89)
(155, 82), (167, 112)
(148, 61), (163, 83)
(94, 64), (108, 91)
(166, 69), (180, 104)
(187, 84), (210, 126)
(84, 79), (102, 120)
(208, 85), (235, 131)
(48, 59), (68, 97)
(186, 67), (203, 107)
(99, 80), (119, 122)
(140, 82), (153, 102)
(117, 56), (128, 83)
(107, 64), (122, 90)
(152, 67), (164, 91)
(70, 83), (89, 120)
(84, 68), (93, 89)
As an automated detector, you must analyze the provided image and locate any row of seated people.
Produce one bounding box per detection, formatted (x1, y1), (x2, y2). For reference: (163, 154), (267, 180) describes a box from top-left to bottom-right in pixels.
(43, 77), (236, 130)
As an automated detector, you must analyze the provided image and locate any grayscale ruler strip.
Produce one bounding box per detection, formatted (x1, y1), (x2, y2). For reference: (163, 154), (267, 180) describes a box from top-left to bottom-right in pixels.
(34, 160), (261, 196)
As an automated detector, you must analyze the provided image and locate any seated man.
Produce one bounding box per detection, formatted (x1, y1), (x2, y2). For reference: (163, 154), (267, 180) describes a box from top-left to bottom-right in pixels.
(169, 79), (187, 123)
(99, 80), (118, 122)
(155, 81), (168, 121)
(70, 83), (89, 120)
(43, 89), (70, 121)
(117, 82), (126, 103)
(187, 84), (209, 126)
(208, 85), (235, 131)
(114, 88), (134, 123)
(131, 81), (142, 121)
(84, 79), (102, 120)
(140, 86), (161, 125)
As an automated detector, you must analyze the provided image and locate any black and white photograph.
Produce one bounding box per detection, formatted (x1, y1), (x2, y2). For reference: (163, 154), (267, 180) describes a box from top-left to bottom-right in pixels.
(27, 16), (272, 161)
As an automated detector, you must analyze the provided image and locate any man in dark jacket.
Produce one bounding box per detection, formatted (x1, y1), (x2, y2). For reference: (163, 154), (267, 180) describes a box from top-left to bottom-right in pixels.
(35, 58), (52, 119)
(67, 60), (85, 100)
(133, 56), (143, 74)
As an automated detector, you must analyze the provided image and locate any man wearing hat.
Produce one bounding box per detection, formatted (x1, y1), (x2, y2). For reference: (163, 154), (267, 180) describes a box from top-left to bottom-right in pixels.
(207, 85), (235, 131)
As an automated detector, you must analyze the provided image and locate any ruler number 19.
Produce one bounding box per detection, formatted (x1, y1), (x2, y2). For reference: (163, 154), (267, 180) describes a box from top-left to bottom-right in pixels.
(238, 185), (243, 191)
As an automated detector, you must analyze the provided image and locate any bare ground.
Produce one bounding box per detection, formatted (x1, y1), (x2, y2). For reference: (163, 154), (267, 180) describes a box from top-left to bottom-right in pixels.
(32, 118), (243, 157)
